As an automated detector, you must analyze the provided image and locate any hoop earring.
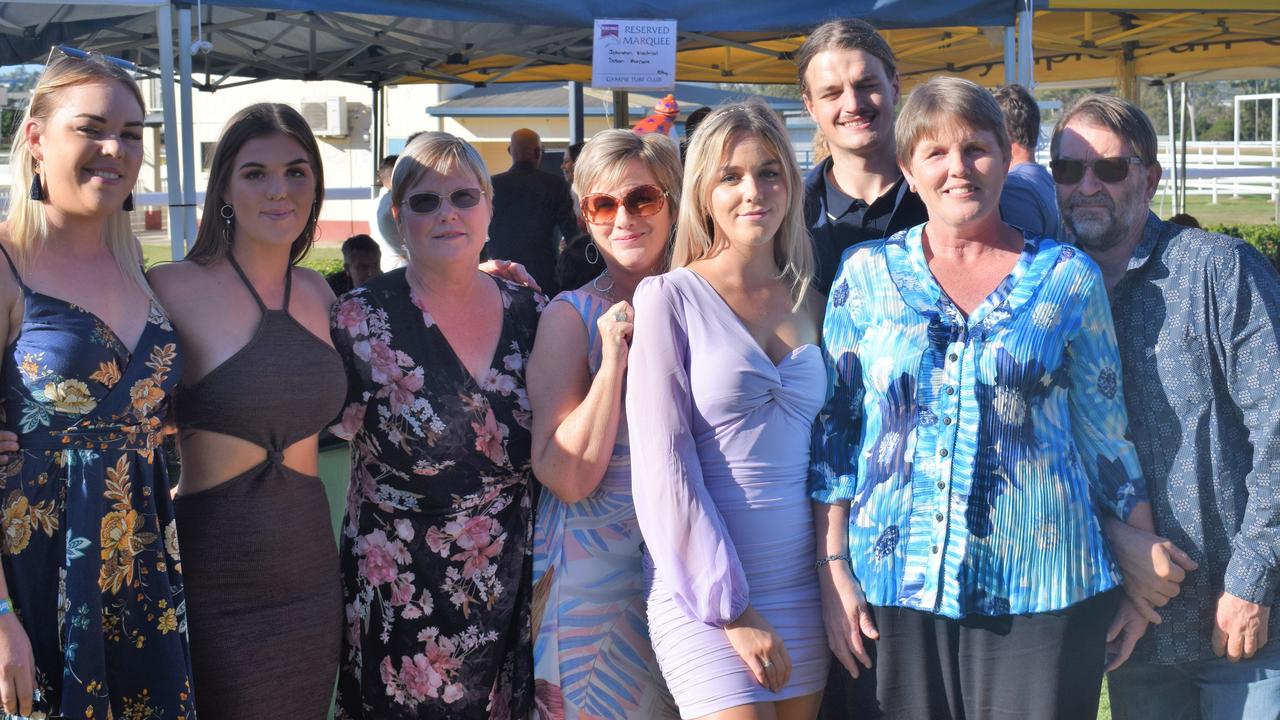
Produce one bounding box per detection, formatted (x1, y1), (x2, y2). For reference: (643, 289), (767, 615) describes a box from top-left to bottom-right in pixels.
(584, 241), (600, 265)
(29, 172), (44, 202)
(220, 204), (235, 243)
(123, 193), (134, 212)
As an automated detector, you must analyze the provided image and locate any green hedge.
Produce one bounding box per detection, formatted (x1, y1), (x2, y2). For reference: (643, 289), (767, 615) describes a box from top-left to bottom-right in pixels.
(1205, 223), (1280, 269)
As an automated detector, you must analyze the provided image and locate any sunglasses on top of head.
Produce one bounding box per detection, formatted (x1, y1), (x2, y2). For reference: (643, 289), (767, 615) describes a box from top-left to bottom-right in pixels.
(45, 44), (159, 79)
(580, 184), (667, 225)
(1049, 156), (1145, 185)
(400, 188), (486, 215)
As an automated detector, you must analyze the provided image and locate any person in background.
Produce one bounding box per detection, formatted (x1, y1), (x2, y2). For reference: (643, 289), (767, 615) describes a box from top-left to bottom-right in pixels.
(992, 84), (1060, 238)
(1167, 212), (1201, 228)
(489, 128), (579, 296)
(149, 103), (345, 719)
(810, 76), (1157, 720)
(528, 129), (682, 719)
(0, 48), (192, 719)
(561, 141), (585, 186)
(330, 131), (544, 718)
(796, 18), (928, 293)
(628, 101), (829, 719)
(369, 153), (407, 272)
(679, 105), (712, 163)
(1049, 94), (1280, 720)
(563, 141), (587, 225)
(326, 233), (383, 295)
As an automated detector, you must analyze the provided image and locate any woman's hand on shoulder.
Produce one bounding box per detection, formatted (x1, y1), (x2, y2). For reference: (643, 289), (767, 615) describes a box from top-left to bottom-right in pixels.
(725, 605), (792, 693)
(0, 612), (34, 717)
(480, 259), (539, 291)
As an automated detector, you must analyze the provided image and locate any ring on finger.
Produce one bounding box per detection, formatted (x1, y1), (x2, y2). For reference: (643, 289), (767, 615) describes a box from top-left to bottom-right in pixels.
(614, 310), (627, 322)
(761, 659), (773, 669)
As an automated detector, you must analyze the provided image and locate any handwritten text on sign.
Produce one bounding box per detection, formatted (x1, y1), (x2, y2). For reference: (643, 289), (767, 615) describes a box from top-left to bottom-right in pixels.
(591, 19), (677, 91)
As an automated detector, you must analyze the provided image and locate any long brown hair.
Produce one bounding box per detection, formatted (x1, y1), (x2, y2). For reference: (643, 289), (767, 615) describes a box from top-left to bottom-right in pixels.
(186, 103), (325, 265)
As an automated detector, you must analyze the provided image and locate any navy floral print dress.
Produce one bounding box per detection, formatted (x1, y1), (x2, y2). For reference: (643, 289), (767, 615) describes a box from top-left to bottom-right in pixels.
(330, 269), (543, 720)
(0, 248), (195, 718)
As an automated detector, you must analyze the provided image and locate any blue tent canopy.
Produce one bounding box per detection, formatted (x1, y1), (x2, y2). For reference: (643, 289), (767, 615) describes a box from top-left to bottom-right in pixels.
(201, 0), (1023, 33)
(2, 1), (1028, 84)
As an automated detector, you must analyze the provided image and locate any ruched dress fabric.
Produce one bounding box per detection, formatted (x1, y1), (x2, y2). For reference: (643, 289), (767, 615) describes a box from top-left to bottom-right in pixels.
(626, 268), (829, 719)
(0, 246), (195, 718)
(172, 257), (345, 719)
(532, 290), (678, 720)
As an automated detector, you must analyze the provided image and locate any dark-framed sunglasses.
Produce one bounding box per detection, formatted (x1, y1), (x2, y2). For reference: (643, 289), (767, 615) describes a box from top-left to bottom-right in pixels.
(580, 184), (667, 225)
(1050, 156), (1145, 185)
(45, 44), (159, 80)
(400, 188), (486, 215)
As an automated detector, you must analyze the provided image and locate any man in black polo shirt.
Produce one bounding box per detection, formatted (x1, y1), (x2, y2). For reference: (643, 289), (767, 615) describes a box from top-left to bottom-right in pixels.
(797, 18), (927, 294)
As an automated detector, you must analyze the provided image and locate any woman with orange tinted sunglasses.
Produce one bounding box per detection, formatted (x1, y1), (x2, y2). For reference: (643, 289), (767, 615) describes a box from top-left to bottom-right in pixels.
(526, 129), (683, 718)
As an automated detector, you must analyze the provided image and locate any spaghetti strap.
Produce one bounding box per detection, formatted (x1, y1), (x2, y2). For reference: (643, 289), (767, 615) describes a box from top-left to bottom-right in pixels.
(225, 253), (293, 312)
(281, 261), (292, 312)
(0, 244), (27, 292)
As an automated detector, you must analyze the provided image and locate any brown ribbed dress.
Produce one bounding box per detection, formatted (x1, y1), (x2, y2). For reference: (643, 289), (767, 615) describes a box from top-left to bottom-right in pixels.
(173, 256), (345, 719)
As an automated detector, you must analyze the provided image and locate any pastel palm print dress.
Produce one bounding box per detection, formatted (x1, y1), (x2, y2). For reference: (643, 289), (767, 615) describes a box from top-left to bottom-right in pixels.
(0, 247), (195, 718)
(330, 269), (543, 719)
(531, 290), (677, 720)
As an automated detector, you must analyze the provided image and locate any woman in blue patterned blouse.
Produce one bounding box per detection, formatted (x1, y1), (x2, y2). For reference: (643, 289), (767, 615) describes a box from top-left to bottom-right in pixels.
(808, 76), (1157, 719)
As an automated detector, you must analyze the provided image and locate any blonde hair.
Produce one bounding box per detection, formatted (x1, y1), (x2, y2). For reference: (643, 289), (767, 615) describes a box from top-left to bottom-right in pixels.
(674, 101), (813, 307)
(573, 129), (682, 271)
(391, 132), (493, 210)
(5, 51), (150, 296)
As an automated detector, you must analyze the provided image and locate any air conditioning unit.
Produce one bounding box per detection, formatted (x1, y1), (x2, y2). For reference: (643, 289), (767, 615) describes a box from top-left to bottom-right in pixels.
(300, 97), (348, 137)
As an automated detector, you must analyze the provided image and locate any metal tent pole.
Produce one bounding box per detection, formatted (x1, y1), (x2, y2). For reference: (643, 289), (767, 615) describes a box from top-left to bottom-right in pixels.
(178, 7), (198, 243)
(156, 5), (184, 260)
(1017, 6), (1034, 88)
(1004, 27), (1015, 86)
(569, 81), (584, 145)
(611, 91), (629, 129)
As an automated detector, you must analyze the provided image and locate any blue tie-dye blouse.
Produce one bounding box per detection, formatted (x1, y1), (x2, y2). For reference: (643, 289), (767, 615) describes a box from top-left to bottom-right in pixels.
(809, 225), (1146, 618)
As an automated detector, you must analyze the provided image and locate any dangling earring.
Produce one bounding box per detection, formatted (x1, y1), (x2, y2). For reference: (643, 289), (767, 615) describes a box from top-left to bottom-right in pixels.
(220, 204), (235, 243)
(584, 241), (600, 265)
(123, 193), (135, 212)
(29, 172), (44, 202)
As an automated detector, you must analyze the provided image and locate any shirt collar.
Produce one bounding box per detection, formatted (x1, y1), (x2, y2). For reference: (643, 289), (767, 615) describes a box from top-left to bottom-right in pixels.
(821, 157), (905, 221)
(1126, 211), (1164, 273)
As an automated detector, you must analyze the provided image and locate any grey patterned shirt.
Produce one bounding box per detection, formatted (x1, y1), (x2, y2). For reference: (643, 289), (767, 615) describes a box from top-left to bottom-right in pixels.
(1111, 212), (1280, 665)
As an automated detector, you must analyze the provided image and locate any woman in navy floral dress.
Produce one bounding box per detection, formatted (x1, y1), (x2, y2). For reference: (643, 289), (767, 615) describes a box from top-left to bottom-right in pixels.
(330, 132), (543, 719)
(0, 52), (194, 718)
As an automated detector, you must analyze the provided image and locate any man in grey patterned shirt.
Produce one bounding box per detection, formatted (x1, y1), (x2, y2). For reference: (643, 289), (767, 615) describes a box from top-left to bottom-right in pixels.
(1052, 94), (1280, 718)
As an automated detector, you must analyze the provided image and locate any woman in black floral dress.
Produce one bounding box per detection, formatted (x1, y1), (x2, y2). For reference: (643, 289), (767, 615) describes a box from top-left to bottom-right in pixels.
(330, 131), (543, 719)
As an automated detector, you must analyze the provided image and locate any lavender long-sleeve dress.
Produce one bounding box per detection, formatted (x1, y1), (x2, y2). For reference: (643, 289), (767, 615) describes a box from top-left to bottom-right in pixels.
(626, 268), (828, 718)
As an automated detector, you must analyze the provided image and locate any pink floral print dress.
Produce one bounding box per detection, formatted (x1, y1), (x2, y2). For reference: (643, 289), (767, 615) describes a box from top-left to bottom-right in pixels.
(329, 269), (544, 719)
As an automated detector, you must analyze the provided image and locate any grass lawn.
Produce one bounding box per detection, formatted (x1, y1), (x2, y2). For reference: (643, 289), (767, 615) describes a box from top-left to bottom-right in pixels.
(141, 242), (344, 272)
(1152, 194), (1278, 226)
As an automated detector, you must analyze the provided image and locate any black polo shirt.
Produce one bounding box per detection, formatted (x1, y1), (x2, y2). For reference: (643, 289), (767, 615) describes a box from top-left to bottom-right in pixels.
(804, 157), (929, 293)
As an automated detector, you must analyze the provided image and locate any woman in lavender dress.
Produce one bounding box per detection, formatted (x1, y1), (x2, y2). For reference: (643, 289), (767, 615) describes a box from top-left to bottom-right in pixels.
(528, 130), (681, 719)
(627, 102), (828, 720)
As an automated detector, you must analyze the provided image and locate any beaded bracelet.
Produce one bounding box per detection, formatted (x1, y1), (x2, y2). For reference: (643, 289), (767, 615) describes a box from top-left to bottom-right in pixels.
(814, 553), (851, 570)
